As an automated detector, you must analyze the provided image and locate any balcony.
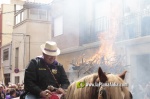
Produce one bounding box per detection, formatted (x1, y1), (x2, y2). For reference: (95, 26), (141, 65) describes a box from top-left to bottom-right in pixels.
(119, 8), (150, 40)
(82, 17), (109, 44)
(82, 8), (150, 46)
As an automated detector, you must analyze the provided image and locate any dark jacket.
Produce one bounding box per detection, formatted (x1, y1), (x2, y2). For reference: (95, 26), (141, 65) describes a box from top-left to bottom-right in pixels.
(0, 92), (5, 99)
(24, 57), (70, 97)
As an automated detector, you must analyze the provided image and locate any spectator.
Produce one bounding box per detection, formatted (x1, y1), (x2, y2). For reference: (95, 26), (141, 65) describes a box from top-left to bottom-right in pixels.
(0, 84), (5, 99)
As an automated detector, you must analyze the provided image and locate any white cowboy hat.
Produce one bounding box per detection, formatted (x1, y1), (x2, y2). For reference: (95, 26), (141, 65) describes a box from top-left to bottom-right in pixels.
(40, 41), (60, 56)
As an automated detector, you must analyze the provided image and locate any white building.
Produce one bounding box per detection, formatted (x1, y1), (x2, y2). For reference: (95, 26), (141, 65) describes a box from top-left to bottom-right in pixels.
(1, 43), (12, 85)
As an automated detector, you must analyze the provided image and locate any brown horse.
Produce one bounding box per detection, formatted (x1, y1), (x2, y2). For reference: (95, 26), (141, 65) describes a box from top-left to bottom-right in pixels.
(65, 67), (132, 99)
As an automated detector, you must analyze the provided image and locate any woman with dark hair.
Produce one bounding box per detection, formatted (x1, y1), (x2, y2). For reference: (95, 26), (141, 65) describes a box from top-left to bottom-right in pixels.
(6, 88), (16, 99)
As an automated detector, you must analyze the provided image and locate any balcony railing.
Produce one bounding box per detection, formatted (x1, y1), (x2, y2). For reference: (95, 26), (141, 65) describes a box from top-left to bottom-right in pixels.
(118, 8), (150, 41)
(83, 8), (150, 44)
(83, 17), (109, 44)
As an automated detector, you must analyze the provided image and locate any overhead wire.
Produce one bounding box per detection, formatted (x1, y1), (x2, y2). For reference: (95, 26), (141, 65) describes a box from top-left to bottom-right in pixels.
(1, 33), (46, 45)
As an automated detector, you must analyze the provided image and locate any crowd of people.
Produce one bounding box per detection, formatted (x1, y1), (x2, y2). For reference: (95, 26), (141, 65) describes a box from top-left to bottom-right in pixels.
(0, 83), (24, 99)
(1, 41), (70, 99)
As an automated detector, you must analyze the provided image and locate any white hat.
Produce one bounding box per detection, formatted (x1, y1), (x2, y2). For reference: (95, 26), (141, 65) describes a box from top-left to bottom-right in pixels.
(40, 41), (60, 56)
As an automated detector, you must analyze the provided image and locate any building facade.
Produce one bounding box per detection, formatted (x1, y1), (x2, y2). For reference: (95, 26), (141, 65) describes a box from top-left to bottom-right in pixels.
(0, 2), (149, 98)
(0, 4), (14, 84)
(50, 0), (124, 80)
(1, 43), (12, 85)
(1, 4), (14, 46)
(50, 1), (150, 95)
(10, 2), (51, 84)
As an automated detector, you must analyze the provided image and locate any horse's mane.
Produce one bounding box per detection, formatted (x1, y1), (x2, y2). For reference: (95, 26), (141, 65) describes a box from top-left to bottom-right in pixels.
(66, 73), (99, 99)
(66, 73), (131, 99)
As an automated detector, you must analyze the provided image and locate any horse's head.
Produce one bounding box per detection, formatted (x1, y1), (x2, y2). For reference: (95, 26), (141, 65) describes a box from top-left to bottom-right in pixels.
(65, 67), (132, 99)
(98, 67), (133, 99)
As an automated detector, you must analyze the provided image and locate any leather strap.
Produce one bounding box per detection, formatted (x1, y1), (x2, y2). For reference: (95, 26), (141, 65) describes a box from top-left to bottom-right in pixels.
(45, 65), (60, 88)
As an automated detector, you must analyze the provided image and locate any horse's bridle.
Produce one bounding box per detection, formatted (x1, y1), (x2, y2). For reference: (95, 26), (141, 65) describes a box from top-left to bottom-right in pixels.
(97, 85), (133, 99)
(98, 85), (125, 99)
(98, 86), (107, 99)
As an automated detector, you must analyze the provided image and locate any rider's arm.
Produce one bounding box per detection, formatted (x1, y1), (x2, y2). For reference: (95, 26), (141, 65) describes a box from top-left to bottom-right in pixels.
(59, 65), (70, 89)
(24, 59), (42, 96)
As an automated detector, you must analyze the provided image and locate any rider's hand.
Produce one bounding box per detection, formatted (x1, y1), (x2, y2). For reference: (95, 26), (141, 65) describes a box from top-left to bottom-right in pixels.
(56, 88), (65, 94)
(40, 89), (52, 98)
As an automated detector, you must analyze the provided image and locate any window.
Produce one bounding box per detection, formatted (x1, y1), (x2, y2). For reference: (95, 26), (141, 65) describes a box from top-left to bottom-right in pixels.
(4, 74), (10, 86)
(15, 76), (20, 84)
(30, 8), (39, 19)
(15, 5), (23, 13)
(123, 14), (138, 39)
(29, 9), (47, 20)
(21, 12), (24, 21)
(95, 17), (109, 33)
(48, 11), (52, 21)
(3, 48), (9, 61)
(15, 47), (19, 68)
(15, 14), (21, 24)
(136, 54), (150, 83)
(141, 16), (150, 36)
(54, 16), (63, 37)
(15, 11), (25, 25)
(39, 10), (47, 20)
(94, 1), (110, 33)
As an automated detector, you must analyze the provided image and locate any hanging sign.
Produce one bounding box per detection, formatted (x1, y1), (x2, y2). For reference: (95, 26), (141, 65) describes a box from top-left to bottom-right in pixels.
(14, 68), (19, 73)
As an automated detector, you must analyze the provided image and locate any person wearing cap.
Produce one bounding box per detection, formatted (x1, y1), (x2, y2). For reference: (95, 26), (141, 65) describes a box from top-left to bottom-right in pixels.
(23, 41), (70, 99)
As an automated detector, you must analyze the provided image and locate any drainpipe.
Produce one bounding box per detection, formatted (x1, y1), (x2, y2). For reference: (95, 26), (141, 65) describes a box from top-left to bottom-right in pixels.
(23, 34), (30, 69)
(23, 34), (26, 69)
(10, 41), (12, 70)
(26, 35), (30, 61)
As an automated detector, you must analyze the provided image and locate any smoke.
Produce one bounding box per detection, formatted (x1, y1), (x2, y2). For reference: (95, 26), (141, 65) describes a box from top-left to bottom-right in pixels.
(129, 54), (150, 98)
(63, 0), (150, 98)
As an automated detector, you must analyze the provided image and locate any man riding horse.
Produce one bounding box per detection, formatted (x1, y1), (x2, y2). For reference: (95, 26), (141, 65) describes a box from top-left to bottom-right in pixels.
(23, 41), (70, 99)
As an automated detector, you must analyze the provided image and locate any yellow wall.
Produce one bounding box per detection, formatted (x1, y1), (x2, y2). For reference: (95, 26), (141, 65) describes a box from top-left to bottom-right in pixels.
(2, 4), (14, 46)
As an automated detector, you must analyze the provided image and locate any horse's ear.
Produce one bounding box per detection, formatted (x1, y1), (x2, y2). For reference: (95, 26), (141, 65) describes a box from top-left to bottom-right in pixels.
(118, 71), (127, 80)
(98, 67), (108, 83)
